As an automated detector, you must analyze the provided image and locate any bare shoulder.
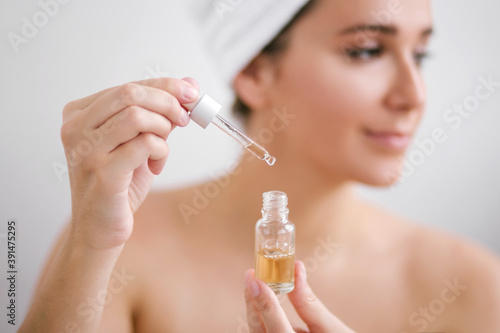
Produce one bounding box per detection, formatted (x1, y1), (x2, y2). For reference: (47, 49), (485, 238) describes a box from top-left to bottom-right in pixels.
(410, 222), (500, 319)
(103, 186), (198, 331)
(363, 201), (500, 285)
(366, 202), (500, 330)
(407, 220), (500, 294)
(362, 201), (500, 330)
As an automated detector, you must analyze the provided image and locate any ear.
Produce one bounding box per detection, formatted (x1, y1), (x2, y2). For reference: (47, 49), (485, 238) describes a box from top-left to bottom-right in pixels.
(233, 56), (276, 111)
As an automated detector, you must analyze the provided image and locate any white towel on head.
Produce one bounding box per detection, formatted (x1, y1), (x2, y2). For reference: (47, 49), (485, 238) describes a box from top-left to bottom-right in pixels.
(190, 0), (310, 87)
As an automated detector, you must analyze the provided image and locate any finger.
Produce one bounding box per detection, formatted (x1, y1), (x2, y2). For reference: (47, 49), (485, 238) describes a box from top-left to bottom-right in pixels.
(288, 261), (349, 333)
(72, 77), (199, 111)
(244, 270), (268, 332)
(245, 269), (267, 333)
(181, 77), (199, 91)
(107, 132), (169, 176)
(245, 286), (266, 333)
(148, 152), (168, 175)
(246, 274), (294, 333)
(90, 105), (173, 154)
(84, 82), (193, 130)
(136, 77), (199, 104)
(179, 77), (200, 112)
(244, 269), (254, 286)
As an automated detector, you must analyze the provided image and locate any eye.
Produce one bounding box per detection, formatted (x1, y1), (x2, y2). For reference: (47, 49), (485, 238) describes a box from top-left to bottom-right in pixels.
(344, 47), (384, 61)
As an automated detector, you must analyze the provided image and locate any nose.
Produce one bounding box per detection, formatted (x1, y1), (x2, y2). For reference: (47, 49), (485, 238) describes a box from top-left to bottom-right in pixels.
(385, 55), (426, 112)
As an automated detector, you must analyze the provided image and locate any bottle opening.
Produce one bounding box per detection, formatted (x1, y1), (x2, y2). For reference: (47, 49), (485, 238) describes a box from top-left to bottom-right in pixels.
(262, 191), (289, 216)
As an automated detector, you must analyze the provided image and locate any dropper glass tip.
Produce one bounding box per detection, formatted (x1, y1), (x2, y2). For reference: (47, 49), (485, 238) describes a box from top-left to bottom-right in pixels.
(264, 154), (276, 166)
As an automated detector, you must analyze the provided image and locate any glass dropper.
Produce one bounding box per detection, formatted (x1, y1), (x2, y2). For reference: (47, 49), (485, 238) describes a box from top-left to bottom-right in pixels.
(185, 94), (276, 166)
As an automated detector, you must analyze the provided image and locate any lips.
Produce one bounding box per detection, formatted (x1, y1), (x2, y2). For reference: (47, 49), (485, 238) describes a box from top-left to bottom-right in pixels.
(363, 129), (412, 151)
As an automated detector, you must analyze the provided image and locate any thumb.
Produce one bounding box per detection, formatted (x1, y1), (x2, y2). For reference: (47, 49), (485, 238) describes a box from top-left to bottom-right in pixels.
(288, 261), (354, 333)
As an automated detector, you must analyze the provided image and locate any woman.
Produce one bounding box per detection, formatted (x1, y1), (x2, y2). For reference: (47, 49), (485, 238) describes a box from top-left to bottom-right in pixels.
(20, 0), (500, 332)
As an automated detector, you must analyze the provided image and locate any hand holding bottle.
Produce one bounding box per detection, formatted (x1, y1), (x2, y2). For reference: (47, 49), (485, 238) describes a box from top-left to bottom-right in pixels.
(244, 261), (356, 333)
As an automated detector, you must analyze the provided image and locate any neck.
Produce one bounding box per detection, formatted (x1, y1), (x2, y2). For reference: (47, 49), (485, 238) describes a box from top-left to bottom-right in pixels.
(210, 147), (363, 251)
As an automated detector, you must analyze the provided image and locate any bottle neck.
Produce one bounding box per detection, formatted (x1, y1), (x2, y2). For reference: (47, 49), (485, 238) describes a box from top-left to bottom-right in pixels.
(261, 191), (289, 222)
(261, 210), (289, 222)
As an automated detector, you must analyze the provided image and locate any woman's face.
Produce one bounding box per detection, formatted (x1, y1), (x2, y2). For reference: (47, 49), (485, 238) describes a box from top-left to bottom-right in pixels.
(252, 0), (433, 186)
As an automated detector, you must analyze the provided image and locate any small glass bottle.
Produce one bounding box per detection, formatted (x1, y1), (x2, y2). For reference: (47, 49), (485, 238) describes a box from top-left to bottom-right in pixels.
(255, 191), (295, 294)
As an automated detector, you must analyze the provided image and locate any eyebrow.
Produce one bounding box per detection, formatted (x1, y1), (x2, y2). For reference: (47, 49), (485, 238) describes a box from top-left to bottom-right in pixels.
(339, 24), (433, 37)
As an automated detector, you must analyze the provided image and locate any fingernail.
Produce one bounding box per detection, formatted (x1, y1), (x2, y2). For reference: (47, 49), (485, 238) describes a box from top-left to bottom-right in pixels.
(249, 279), (260, 297)
(183, 85), (198, 101)
(244, 270), (251, 286)
(181, 110), (190, 125)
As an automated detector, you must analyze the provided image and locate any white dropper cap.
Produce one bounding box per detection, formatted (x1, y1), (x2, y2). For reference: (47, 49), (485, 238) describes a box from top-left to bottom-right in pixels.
(185, 94), (222, 129)
(183, 93), (276, 166)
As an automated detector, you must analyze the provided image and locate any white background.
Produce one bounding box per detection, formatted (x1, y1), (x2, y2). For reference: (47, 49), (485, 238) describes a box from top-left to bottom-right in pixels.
(1, 0), (499, 331)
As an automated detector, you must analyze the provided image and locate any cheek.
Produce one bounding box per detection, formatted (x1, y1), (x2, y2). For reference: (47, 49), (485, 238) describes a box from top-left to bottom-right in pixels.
(276, 53), (384, 148)
(272, 51), (404, 185)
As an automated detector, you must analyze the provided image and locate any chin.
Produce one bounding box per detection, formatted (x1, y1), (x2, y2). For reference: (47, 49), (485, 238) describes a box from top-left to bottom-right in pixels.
(349, 156), (405, 187)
